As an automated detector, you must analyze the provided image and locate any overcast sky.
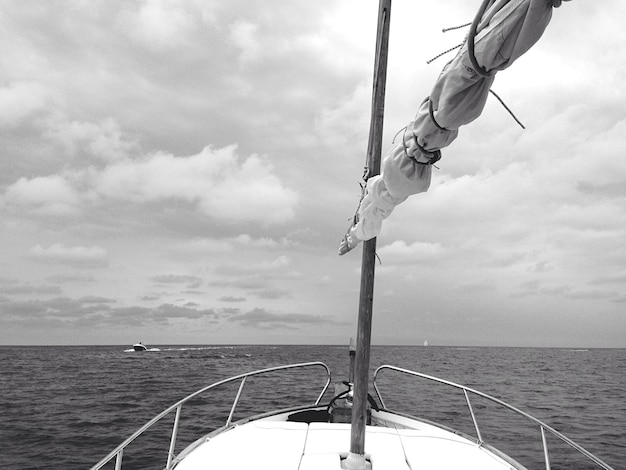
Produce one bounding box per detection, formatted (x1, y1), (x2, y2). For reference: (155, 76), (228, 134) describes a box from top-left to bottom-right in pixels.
(1, 0), (624, 347)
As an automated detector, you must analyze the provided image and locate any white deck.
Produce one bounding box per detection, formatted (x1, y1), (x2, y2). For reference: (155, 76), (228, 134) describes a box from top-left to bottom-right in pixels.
(173, 418), (516, 469)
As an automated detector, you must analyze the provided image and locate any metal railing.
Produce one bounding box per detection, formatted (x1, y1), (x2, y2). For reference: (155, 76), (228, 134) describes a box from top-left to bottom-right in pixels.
(372, 365), (615, 470)
(90, 362), (331, 470)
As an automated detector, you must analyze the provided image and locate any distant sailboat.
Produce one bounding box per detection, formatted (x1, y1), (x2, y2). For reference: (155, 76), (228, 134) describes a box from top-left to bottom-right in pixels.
(423, 340), (429, 347)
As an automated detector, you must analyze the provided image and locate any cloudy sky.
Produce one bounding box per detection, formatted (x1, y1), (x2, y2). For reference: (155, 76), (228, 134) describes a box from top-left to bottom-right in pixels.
(1, 0), (624, 347)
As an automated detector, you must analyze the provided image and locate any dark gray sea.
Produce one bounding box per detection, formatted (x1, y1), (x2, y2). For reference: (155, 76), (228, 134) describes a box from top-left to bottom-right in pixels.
(1, 345), (624, 469)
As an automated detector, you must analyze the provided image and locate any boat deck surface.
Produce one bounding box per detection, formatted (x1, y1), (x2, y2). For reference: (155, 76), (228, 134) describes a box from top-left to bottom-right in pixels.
(174, 419), (515, 470)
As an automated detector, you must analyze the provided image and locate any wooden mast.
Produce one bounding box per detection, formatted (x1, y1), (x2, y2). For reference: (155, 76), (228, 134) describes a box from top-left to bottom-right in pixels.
(346, 1), (391, 468)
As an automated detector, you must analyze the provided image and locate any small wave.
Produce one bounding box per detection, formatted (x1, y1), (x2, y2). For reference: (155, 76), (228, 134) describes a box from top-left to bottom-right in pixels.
(157, 346), (238, 352)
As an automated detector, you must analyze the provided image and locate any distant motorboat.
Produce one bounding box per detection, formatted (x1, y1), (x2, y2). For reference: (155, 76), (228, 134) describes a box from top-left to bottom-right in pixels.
(133, 342), (148, 352)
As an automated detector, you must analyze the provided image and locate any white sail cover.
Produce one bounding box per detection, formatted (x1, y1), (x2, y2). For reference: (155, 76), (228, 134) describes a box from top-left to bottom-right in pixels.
(349, 0), (569, 244)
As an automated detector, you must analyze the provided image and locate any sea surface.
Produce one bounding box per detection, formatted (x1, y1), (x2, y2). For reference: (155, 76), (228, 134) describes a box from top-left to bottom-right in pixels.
(1, 345), (624, 470)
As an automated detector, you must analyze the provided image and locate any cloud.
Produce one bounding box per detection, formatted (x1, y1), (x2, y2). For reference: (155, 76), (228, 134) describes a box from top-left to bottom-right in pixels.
(209, 278), (268, 290)
(176, 234), (280, 255)
(221, 307), (241, 315)
(0, 81), (51, 127)
(0, 300), (48, 318)
(176, 238), (237, 254)
(0, 283), (63, 296)
(93, 145), (298, 224)
(315, 81), (371, 147)
(210, 256), (303, 297)
(44, 118), (136, 162)
(214, 255), (292, 277)
(251, 287), (291, 300)
(1, 144), (298, 226)
(590, 273), (626, 286)
(0, 297), (219, 328)
(512, 282), (622, 304)
(228, 307), (345, 329)
(2, 175), (82, 217)
(79, 295), (117, 304)
(229, 20), (261, 62)
(27, 244), (108, 268)
(151, 303), (218, 321)
(231, 234), (281, 248)
(45, 274), (96, 284)
(377, 240), (446, 264)
(119, 0), (211, 51)
(219, 296), (246, 302)
(151, 274), (204, 289)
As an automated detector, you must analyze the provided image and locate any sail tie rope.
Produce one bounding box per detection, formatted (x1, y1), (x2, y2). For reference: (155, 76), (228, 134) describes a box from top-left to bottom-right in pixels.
(426, 43), (464, 65)
(393, 125), (442, 167)
(442, 22), (472, 33)
(467, 0), (495, 78)
(428, 98), (447, 131)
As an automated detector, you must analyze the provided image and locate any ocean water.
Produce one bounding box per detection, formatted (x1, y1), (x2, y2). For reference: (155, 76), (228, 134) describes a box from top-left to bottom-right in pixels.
(1, 345), (624, 470)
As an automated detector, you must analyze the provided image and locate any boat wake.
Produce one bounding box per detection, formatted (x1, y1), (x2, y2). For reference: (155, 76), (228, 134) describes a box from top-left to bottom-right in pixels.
(123, 346), (252, 357)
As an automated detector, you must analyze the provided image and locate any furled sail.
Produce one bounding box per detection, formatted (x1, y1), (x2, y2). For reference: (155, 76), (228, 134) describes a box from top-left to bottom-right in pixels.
(339, 0), (571, 255)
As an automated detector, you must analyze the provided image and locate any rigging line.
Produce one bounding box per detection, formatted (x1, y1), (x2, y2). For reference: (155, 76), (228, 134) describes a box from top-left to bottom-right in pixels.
(442, 22), (472, 33)
(489, 89), (526, 129)
(426, 42), (463, 64)
(428, 20), (471, 64)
